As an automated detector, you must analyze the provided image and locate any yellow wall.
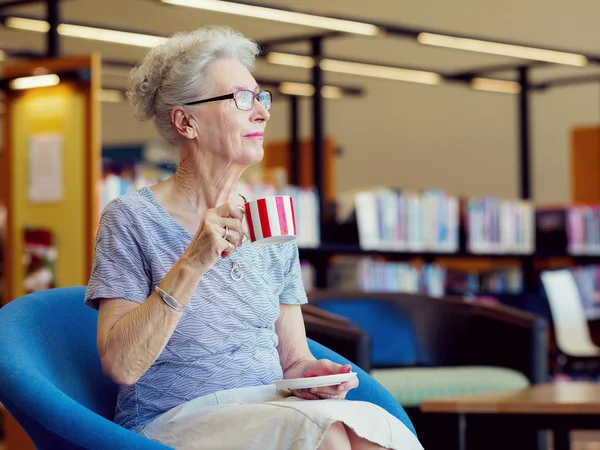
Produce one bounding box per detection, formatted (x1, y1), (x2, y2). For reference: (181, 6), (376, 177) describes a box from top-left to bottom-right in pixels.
(10, 84), (86, 298)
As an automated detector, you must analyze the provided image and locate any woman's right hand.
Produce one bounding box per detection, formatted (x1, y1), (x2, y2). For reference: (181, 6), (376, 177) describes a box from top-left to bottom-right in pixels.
(184, 203), (245, 269)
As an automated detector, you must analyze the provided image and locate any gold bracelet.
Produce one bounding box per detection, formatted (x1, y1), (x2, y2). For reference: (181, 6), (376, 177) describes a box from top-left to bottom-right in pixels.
(155, 285), (184, 313)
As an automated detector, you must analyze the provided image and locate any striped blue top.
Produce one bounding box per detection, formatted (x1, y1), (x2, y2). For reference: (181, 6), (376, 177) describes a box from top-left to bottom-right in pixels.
(84, 187), (308, 433)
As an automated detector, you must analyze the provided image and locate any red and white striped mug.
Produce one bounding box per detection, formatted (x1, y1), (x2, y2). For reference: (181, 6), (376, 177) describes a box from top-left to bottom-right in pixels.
(244, 196), (297, 245)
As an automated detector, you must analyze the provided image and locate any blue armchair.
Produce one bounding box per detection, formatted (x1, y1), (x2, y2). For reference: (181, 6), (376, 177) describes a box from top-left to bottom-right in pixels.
(0, 287), (416, 449)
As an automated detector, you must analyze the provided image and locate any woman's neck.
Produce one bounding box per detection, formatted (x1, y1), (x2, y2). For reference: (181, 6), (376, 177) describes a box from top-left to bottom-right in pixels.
(174, 153), (245, 211)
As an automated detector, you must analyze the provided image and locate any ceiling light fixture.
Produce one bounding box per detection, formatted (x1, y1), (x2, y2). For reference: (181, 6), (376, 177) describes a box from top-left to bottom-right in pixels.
(278, 82), (344, 99)
(5, 17), (167, 48)
(320, 59), (442, 85)
(160, 0), (381, 36)
(418, 33), (588, 67)
(267, 52), (443, 85)
(470, 78), (522, 94)
(9, 73), (60, 90)
(266, 52), (315, 69)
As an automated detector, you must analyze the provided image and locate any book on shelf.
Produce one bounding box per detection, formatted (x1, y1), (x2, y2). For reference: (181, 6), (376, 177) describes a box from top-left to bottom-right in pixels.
(326, 256), (446, 297)
(445, 267), (523, 295)
(466, 197), (535, 255)
(320, 256), (523, 297)
(350, 188), (459, 253)
(537, 205), (600, 256)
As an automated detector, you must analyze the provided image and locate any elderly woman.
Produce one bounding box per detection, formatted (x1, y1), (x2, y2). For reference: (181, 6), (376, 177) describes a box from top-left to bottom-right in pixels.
(85, 26), (422, 450)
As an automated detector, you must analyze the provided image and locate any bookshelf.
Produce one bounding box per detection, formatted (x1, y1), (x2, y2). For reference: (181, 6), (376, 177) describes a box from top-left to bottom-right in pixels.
(294, 186), (600, 303)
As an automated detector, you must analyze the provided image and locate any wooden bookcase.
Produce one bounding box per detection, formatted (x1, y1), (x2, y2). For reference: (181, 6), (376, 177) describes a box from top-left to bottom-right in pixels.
(0, 54), (101, 306)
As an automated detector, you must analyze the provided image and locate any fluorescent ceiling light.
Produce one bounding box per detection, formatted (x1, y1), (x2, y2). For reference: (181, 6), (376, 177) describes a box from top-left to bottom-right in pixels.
(160, 0), (381, 36)
(321, 59), (442, 84)
(266, 53), (315, 69)
(418, 33), (588, 67)
(59, 24), (166, 48)
(268, 52), (442, 85)
(10, 74), (59, 90)
(470, 78), (521, 94)
(5, 17), (49, 32)
(278, 82), (344, 99)
(322, 85), (343, 99)
(6, 17), (167, 48)
(98, 89), (125, 103)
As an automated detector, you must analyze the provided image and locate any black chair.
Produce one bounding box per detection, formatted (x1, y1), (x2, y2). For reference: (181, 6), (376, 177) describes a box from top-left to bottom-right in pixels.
(308, 290), (549, 450)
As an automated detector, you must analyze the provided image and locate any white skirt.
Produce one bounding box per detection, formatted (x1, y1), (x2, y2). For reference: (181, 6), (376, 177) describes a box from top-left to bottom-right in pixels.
(140, 384), (423, 450)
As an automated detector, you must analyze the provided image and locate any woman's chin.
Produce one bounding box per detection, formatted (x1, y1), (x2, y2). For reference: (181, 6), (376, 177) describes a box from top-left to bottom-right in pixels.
(241, 146), (264, 165)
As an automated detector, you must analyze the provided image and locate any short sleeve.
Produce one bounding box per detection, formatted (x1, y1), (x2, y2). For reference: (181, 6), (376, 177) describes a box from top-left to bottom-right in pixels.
(84, 200), (152, 310)
(279, 240), (308, 305)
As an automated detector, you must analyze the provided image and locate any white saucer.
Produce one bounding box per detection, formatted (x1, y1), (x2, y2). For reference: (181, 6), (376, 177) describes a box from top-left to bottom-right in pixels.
(274, 372), (357, 390)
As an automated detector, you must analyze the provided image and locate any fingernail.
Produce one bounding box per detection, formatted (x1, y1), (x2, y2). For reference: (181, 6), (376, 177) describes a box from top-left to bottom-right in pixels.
(337, 385), (343, 391)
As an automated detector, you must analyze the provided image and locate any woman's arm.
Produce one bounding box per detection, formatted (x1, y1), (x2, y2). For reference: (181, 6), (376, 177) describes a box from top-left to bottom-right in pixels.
(275, 304), (358, 400)
(98, 258), (205, 386)
(275, 304), (315, 376)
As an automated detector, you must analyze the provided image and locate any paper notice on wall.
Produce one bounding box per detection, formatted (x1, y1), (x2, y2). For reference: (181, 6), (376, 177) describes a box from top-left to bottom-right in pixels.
(28, 133), (63, 203)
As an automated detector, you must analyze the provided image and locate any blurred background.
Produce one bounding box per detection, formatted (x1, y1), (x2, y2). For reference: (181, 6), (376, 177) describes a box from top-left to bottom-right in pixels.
(2, 1), (600, 449)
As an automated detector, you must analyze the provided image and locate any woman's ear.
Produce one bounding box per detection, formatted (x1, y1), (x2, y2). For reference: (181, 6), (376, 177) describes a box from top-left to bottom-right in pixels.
(170, 106), (198, 140)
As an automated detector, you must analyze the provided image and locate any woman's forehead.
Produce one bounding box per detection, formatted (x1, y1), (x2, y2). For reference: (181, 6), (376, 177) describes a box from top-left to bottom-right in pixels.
(209, 59), (258, 92)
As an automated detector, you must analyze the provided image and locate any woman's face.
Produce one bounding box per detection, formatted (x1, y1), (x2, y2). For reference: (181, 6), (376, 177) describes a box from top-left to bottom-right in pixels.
(190, 58), (270, 166)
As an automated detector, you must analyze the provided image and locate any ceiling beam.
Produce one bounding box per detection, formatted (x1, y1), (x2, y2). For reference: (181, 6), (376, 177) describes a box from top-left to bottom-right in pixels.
(0, 0), (47, 10)
(532, 74), (600, 90)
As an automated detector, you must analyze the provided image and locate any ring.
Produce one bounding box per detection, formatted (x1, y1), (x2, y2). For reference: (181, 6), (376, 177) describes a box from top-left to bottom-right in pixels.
(224, 227), (231, 241)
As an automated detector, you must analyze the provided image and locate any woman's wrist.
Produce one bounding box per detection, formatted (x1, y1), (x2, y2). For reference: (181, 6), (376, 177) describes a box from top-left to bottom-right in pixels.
(180, 250), (211, 275)
(283, 356), (316, 379)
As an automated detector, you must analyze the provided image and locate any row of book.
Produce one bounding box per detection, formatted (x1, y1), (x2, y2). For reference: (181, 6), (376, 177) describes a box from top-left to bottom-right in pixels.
(327, 257), (446, 297)
(537, 206), (600, 256)
(467, 197), (535, 255)
(347, 188), (459, 252)
(344, 188), (536, 254)
(323, 256), (523, 296)
(445, 267), (523, 295)
(101, 169), (600, 257)
(568, 207), (600, 255)
(344, 188), (600, 256)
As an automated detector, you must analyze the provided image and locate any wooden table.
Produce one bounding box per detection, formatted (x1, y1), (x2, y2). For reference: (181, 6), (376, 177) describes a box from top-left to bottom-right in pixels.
(420, 382), (600, 450)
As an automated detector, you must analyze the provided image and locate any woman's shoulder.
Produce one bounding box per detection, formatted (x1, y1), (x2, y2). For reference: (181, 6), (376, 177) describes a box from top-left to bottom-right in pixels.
(100, 187), (156, 228)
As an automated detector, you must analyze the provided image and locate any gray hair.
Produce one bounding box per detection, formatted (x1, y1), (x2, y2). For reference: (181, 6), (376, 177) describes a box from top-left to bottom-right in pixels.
(126, 26), (261, 148)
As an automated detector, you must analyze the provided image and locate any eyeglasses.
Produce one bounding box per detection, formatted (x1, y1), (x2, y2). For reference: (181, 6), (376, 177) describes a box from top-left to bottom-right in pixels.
(184, 90), (272, 111)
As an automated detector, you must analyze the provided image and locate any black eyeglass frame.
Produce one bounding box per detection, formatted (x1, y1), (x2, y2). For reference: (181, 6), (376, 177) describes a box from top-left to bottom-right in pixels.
(183, 89), (272, 111)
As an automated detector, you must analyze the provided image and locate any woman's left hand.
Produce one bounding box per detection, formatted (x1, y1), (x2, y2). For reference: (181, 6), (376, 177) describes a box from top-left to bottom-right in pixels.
(285, 359), (359, 400)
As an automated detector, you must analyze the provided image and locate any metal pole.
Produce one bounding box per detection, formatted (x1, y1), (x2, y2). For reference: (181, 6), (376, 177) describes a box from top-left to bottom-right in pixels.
(311, 37), (325, 230)
(46, 0), (60, 57)
(517, 67), (538, 294)
(311, 36), (328, 288)
(518, 67), (531, 200)
(289, 95), (300, 186)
